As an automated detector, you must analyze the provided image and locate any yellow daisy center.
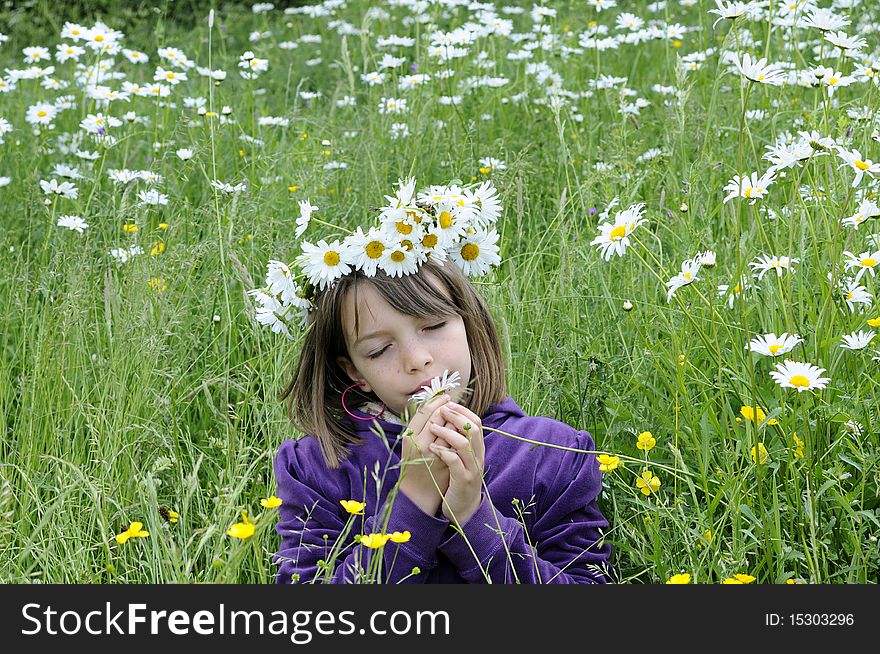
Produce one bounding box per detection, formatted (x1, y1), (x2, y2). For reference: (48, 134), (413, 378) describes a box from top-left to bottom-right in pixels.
(439, 211), (453, 229)
(683, 272), (691, 280)
(733, 284), (742, 294)
(366, 241), (384, 259)
(407, 210), (422, 224)
(37, 110), (47, 117)
(422, 234), (438, 248)
(828, 77), (838, 85)
(461, 243), (480, 261)
(744, 187), (753, 198)
(789, 375), (810, 388)
(757, 74), (764, 81)
(855, 160), (870, 171)
(861, 257), (876, 267)
(395, 221), (413, 235)
(400, 239), (413, 251)
(323, 251), (340, 266)
(847, 291), (854, 300)
(769, 344), (782, 354)
(610, 225), (626, 241)
(390, 250), (405, 263)
(94, 35), (104, 42)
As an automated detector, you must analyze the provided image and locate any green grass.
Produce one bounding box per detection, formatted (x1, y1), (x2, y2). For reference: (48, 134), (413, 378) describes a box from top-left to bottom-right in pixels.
(1, 0), (879, 583)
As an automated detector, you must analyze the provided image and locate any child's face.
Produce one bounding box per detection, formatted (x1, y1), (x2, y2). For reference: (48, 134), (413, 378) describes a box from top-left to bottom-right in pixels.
(336, 276), (472, 417)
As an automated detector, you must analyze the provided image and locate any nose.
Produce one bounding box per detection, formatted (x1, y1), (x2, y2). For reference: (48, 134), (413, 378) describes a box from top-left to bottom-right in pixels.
(402, 336), (433, 372)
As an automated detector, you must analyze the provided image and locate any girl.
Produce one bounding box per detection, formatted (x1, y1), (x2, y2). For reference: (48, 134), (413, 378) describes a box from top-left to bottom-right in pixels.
(273, 257), (613, 584)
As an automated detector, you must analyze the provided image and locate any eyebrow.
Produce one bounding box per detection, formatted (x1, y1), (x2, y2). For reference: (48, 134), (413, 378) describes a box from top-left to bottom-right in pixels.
(354, 330), (391, 347)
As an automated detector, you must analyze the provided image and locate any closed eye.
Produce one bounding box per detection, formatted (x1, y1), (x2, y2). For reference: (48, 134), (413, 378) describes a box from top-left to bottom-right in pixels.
(366, 322), (447, 359)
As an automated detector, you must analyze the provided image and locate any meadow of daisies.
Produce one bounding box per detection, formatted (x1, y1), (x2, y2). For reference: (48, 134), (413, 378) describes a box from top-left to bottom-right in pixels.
(1, 0), (879, 584)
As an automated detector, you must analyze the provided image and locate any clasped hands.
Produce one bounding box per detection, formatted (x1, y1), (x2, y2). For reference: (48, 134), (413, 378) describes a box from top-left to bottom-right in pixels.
(399, 393), (485, 526)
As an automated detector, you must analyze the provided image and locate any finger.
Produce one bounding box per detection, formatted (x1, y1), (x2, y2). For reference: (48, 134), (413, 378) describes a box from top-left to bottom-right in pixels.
(429, 423), (480, 473)
(406, 394), (450, 436)
(445, 401), (481, 426)
(428, 442), (468, 478)
(439, 405), (484, 458)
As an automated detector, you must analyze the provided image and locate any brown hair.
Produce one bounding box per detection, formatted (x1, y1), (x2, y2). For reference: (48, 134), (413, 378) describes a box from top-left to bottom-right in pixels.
(280, 258), (507, 468)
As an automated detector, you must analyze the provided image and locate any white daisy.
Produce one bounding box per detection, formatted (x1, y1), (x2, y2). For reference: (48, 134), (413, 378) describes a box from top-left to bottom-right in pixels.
(344, 226), (389, 277)
(297, 239), (353, 291)
(432, 203), (469, 245)
(25, 102), (58, 126)
(666, 254), (702, 302)
(249, 291), (293, 339)
(39, 178), (78, 199)
(296, 199), (317, 238)
(590, 202), (647, 260)
(717, 277), (750, 309)
(378, 240), (421, 278)
(137, 189), (169, 206)
(750, 254), (798, 280)
(841, 198), (880, 230)
(468, 180), (502, 226)
(449, 228), (502, 277)
(746, 333), (803, 357)
(769, 359), (830, 392)
(842, 279), (872, 312)
(836, 147), (880, 188)
(840, 330), (875, 351)
(732, 52), (786, 86)
(708, 1), (760, 28)
(842, 249), (880, 282)
(409, 369), (462, 404)
(57, 214), (88, 233)
(723, 171), (775, 204)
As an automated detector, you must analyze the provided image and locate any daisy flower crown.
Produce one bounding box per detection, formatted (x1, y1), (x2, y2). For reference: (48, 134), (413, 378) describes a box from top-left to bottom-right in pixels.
(249, 177), (503, 338)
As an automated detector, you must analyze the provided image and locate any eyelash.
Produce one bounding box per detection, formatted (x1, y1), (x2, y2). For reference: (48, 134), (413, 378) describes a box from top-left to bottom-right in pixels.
(367, 322), (447, 359)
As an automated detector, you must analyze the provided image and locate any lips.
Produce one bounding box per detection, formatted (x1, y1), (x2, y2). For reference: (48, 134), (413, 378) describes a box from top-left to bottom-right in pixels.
(409, 379), (434, 395)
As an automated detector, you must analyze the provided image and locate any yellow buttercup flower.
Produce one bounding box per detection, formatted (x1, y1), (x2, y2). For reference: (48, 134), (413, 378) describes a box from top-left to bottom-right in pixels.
(116, 521), (150, 545)
(740, 405), (778, 426)
(723, 573), (756, 584)
(636, 469), (661, 496)
(261, 496), (282, 509)
(636, 431), (656, 451)
(597, 454), (620, 473)
(750, 442), (770, 464)
(359, 533), (392, 549)
(150, 241), (165, 256)
(122, 223), (138, 234)
(792, 433), (804, 459)
(389, 531), (411, 543)
(340, 500), (366, 515)
(288, 185), (299, 193)
(666, 573), (691, 584)
(227, 511), (255, 539)
(867, 317), (880, 327)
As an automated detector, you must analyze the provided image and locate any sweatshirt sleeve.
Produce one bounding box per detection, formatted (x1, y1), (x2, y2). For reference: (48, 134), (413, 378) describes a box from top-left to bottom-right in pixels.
(273, 439), (452, 584)
(437, 429), (613, 584)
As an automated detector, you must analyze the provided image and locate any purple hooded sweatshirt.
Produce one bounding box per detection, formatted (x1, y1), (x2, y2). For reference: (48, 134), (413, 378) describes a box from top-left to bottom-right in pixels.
(273, 396), (613, 584)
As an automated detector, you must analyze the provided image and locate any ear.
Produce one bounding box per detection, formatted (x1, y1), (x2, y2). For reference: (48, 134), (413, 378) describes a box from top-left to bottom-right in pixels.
(335, 355), (372, 393)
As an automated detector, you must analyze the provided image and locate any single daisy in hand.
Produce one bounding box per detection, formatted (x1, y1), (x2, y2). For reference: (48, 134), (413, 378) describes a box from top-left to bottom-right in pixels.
(409, 369), (461, 404)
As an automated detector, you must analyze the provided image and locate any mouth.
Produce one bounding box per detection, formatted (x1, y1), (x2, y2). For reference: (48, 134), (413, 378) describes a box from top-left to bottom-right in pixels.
(408, 380), (434, 396)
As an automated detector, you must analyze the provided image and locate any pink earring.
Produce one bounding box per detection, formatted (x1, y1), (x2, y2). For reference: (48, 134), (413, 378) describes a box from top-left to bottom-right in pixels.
(341, 382), (386, 421)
